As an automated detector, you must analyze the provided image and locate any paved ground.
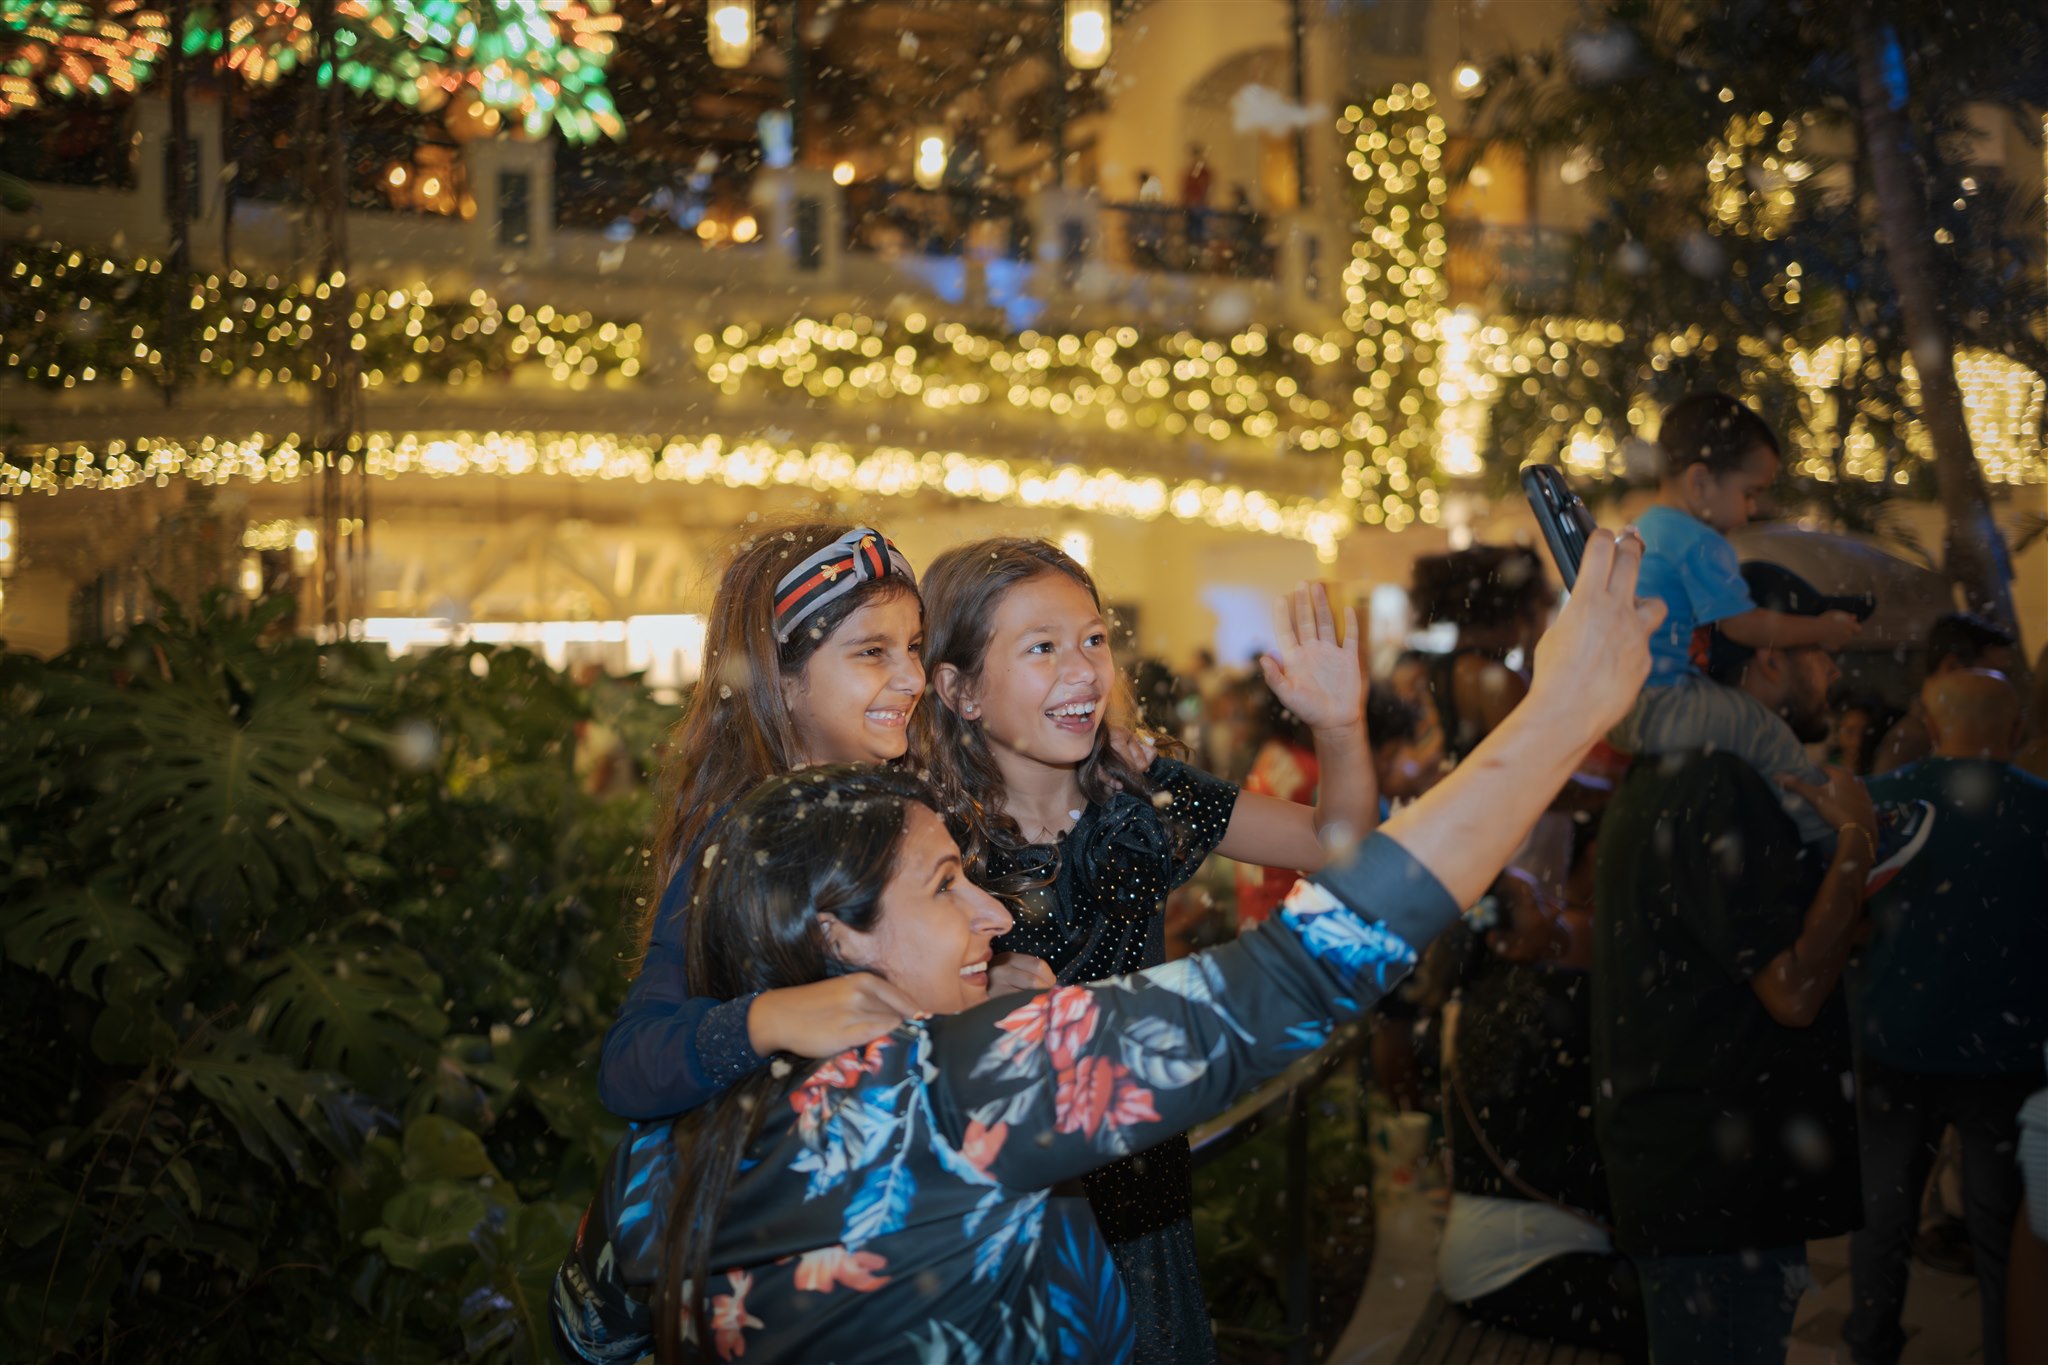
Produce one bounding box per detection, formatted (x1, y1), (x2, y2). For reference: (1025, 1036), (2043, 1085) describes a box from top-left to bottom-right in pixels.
(1790, 1235), (1983, 1365)
(1328, 1205), (1987, 1364)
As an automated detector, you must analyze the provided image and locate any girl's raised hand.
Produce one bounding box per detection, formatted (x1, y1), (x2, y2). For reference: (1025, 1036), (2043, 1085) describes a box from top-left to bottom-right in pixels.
(1257, 582), (1365, 734)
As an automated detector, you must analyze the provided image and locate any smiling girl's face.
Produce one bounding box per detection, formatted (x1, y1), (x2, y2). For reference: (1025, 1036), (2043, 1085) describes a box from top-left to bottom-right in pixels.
(956, 572), (1112, 771)
(782, 588), (926, 766)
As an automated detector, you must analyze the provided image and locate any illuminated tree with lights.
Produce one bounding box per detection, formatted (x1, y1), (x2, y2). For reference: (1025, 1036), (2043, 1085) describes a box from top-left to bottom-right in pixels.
(225, 0), (623, 622)
(1335, 81), (1449, 534)
(187, 0), (624, 143)
(1470, 0), (2048, 634)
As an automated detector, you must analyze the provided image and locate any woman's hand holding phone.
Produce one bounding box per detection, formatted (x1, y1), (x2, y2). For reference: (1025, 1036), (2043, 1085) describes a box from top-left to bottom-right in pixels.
(1376, 531), (1663, 911)
(1527, 529), (1665, 748)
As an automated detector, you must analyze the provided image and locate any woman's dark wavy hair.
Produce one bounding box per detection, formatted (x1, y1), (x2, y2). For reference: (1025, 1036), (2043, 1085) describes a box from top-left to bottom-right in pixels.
(912, 537), (1179, 897)
(640, 522), (920, 957)
(655, 764), (934, 1362)
(1409, 544), (1554, 631)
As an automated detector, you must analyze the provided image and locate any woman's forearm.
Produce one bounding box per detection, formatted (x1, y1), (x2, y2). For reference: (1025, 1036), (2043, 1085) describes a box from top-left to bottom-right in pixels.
(1363, 528), (1660, 914)
(1369, 693), (1595, 912)
(930, 834), (1456, 1195)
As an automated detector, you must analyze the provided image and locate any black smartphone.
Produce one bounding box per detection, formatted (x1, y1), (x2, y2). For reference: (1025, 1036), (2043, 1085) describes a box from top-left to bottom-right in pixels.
(1521, 464), (1597, 589)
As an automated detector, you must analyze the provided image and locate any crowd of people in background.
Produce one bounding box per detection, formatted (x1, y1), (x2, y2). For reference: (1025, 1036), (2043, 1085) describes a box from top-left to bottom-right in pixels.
(1100, 395), (2048, 1365)
(1343, 399), (2043, 1365)
(550, 392), (2047, 1365)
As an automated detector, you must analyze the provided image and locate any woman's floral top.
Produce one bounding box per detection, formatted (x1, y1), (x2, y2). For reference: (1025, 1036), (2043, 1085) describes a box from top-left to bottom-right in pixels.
(552, 832), (1458, 1364)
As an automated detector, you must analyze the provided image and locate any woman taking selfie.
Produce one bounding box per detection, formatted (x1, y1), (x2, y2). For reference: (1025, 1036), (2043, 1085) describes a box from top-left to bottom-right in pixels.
(553, 532), (1660, 1364)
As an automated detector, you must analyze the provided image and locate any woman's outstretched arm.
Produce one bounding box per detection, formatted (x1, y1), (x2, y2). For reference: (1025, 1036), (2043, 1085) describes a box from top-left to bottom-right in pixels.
(924, 834), (1455, 1193)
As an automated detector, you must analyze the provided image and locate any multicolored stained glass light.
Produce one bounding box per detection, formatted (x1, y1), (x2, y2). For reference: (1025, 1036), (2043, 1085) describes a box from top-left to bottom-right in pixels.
(1, 0), (169, 116)
(193, 0), (621, 141)
(4, 0), (618, 140)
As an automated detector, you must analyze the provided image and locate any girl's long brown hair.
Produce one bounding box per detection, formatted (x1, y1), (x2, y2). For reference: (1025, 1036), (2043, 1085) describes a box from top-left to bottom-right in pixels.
(641, 522), (916, 955)
(911, 537), (1169, 896)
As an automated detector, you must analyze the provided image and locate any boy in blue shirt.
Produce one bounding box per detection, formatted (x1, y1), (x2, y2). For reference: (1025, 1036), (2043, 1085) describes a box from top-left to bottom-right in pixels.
(1614, 394), (1927, 862)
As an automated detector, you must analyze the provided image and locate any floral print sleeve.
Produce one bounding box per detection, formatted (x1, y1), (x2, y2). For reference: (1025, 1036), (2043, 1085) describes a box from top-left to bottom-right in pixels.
(926, 831), (1454, 1191)
(553, 832), (1459, 1364)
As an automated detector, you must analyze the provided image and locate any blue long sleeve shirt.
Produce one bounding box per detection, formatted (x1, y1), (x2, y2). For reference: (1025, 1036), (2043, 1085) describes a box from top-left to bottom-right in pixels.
(597, 811), (766, 1121)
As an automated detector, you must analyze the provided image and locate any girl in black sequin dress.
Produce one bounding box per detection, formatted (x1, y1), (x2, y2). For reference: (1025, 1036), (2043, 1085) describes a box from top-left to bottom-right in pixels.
(914, 538), (1378, 1365)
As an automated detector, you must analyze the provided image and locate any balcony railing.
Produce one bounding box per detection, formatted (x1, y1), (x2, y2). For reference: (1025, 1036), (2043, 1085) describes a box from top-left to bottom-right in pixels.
(842, 180), (1031, 262)
(1, 97), (1343, 335)
(1102, 203), (1277, 279)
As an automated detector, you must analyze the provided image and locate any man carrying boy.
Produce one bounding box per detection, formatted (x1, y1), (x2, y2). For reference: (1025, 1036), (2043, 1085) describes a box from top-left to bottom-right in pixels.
(1595, 559), (1878, 1364)
(1616, 393), (1931, 872)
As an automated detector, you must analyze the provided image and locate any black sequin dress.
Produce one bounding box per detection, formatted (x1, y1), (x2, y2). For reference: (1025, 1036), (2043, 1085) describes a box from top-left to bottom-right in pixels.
(987, 756), (1239, 1365)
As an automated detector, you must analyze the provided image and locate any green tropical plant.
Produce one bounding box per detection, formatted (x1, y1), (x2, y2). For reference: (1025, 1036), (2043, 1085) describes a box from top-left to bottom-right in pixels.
(2, 588), (1378, 1358)
(0, 589), (664, 1361)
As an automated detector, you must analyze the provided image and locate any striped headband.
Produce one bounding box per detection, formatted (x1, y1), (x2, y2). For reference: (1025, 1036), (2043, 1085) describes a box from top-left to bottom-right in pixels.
(773, 527), (916, 643)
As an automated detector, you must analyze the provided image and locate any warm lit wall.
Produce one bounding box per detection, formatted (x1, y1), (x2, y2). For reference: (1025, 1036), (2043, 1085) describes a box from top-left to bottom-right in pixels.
(1094, 0), (1300, 206)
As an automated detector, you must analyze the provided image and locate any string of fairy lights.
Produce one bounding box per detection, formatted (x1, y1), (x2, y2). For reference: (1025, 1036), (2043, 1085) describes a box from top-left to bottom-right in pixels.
(1440, 315), (2048, 488)
(3, 241), (642, 388)
(695, 316), (1353, 453)
(1337, 82), (1450, 531)
(0, 431), (1359, 560)
(2, 80), (2044, 581)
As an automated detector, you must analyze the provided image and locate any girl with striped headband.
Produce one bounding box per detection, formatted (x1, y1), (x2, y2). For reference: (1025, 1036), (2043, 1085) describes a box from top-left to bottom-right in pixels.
(599, 523), (1055, 1122)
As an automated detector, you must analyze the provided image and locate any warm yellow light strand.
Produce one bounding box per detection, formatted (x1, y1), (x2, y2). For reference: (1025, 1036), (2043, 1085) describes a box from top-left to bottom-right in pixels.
(0, 430), (1356, 560)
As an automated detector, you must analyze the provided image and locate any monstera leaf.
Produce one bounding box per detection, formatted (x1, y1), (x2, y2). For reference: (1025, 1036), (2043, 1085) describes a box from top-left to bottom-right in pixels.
(399, 1114), (501, 1184)
(246, 934), (448, 1099)
(181, 1038), (366, 1178)
(2, 874), (188, 1000)
(97, 672), (384, 932)
(459, 1201), (583, 1362)
(363, 1181), (497, 1278)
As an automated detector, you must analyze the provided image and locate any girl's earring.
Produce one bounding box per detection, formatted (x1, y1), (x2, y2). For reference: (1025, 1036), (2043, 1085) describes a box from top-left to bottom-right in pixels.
(962, 703), (979, 719)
